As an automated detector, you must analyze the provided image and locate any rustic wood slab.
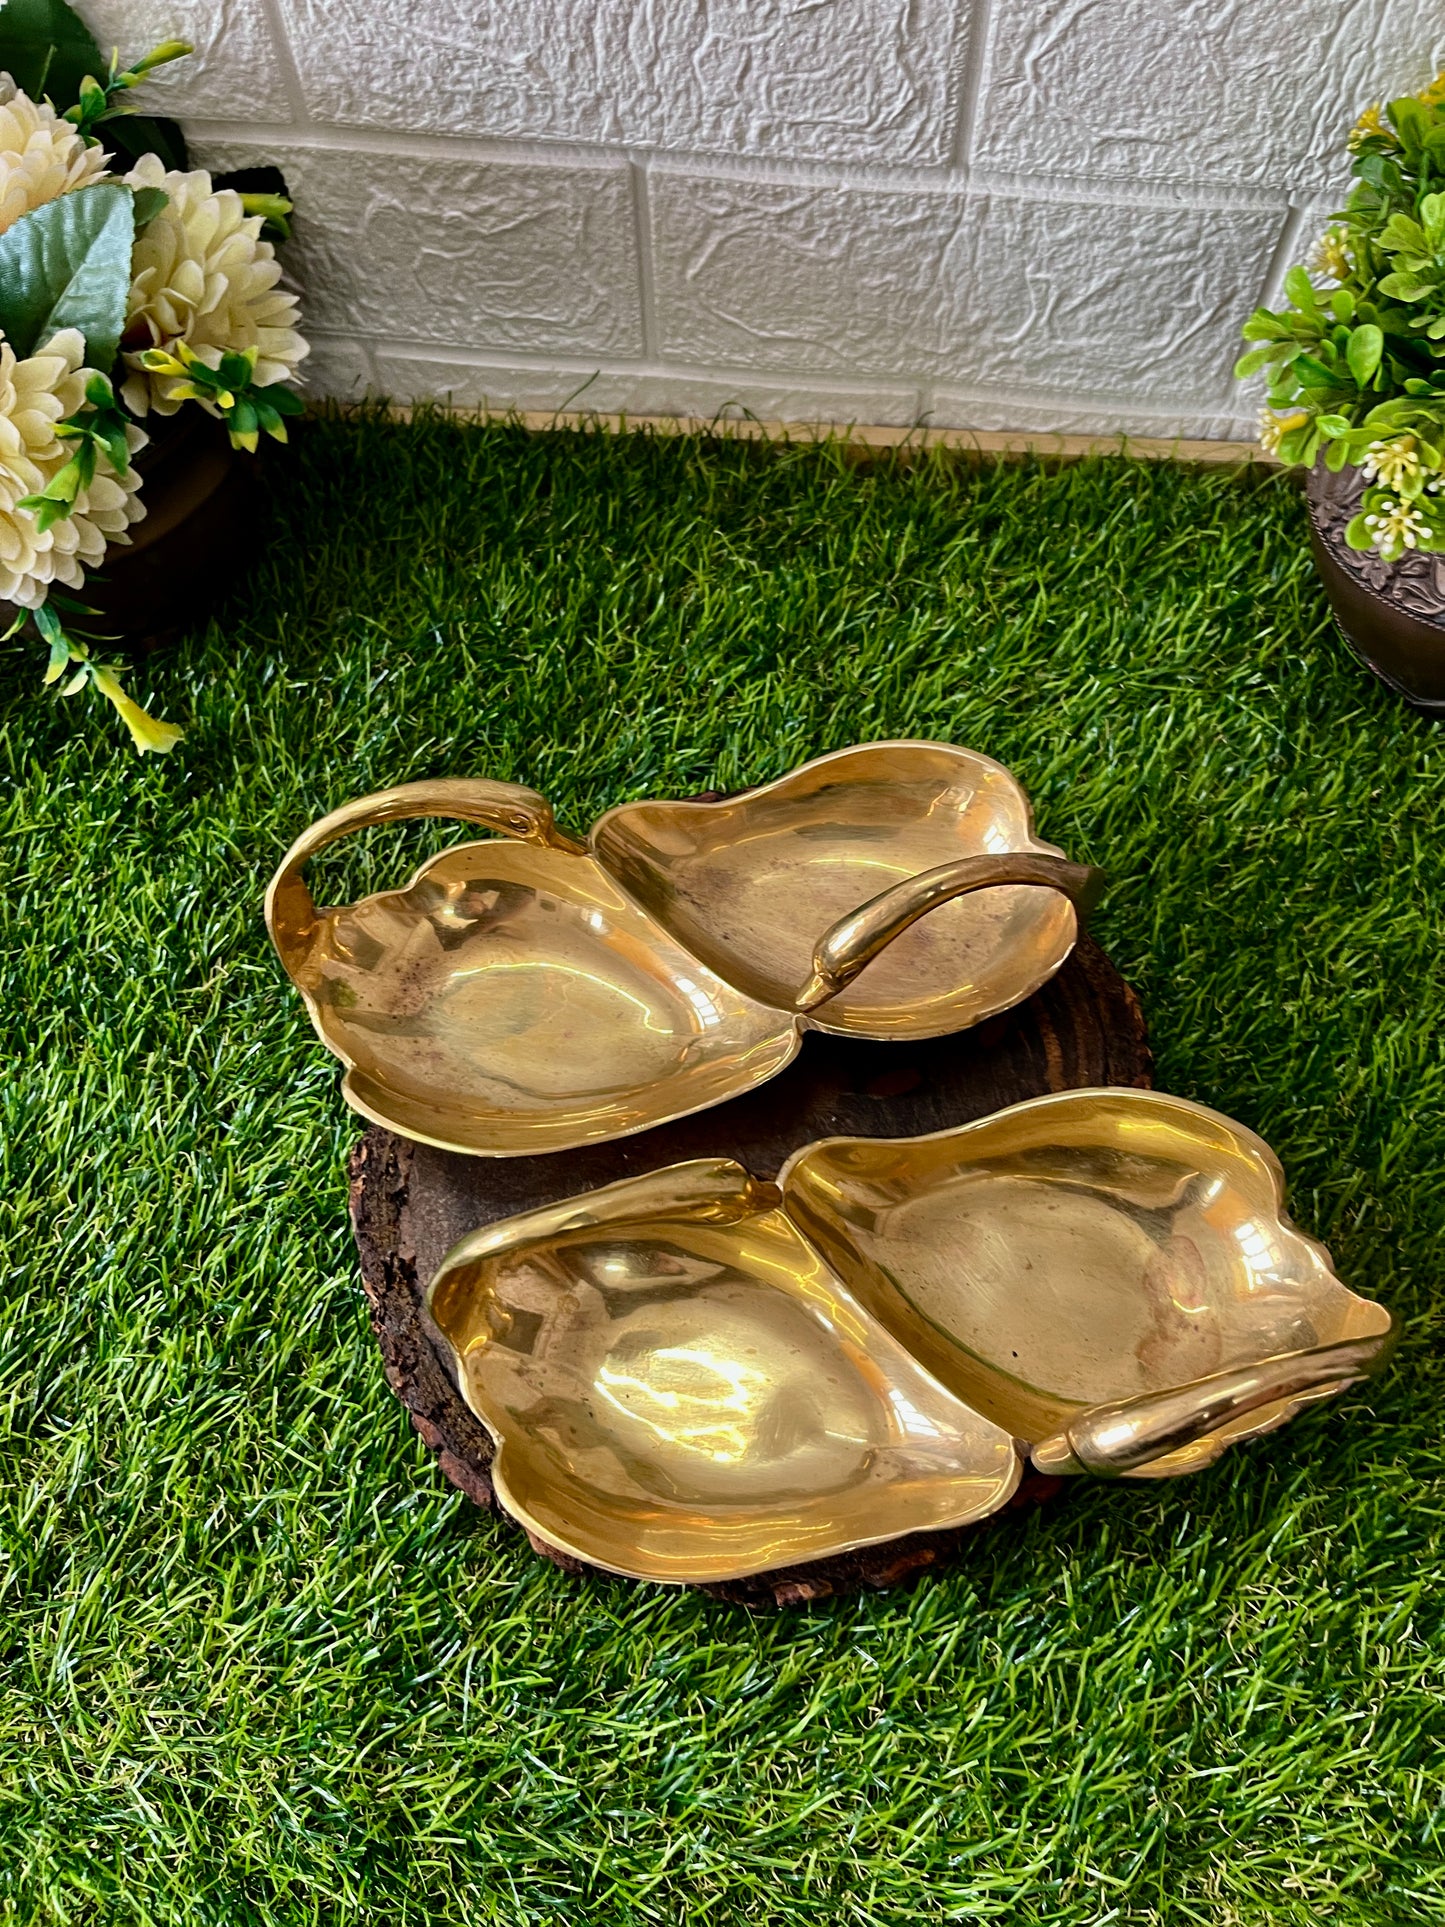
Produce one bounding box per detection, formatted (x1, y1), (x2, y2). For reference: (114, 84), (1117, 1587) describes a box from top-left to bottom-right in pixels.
(349, 930), (1152, 1607)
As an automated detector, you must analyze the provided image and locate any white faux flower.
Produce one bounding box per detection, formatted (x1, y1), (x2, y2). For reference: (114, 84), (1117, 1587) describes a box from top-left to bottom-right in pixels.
(1257, 407), (1308, 455)
(120, 153), (307, 415)
(1360, 435), (1424, 492)
(0, 328), (146, 609)
(1309, 227), (1351, 283)
(1361, 494), (1435, 558)
(0, 72), (109, 234)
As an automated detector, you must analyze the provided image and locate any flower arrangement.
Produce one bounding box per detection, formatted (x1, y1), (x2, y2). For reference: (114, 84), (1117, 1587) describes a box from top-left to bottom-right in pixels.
(0, 0), (307, 750)
(1238, 71), (1445, 566)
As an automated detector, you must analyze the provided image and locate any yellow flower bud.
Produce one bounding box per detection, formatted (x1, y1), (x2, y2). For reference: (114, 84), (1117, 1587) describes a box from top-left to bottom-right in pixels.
(92, 668), (183, 753)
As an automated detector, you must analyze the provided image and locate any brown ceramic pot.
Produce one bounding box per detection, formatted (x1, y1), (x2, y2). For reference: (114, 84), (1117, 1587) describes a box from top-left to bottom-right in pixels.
(1306, 462), (1445, 714)
(1, 407), (262, 651)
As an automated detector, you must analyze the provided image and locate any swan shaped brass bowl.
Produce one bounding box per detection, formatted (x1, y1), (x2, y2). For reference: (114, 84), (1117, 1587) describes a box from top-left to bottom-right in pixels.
(427, 1090), (1393, 1584)
(266, 742), (1101, 1157)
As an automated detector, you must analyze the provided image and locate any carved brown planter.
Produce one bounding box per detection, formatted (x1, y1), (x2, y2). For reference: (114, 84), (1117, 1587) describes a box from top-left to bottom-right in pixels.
(1306, 462), (1445, 714)
(1, 408), (262, 652)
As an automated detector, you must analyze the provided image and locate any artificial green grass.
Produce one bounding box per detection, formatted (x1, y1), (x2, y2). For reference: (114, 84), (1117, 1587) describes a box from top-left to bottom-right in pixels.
(1, 410), (1442, 1927)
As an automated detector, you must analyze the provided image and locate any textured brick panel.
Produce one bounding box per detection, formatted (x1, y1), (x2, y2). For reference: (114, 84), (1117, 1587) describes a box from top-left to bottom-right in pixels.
(302, 335), (375, 401)
(974, 0), (1445, 192)
(275, 0), (965, 165)
(930, 390), (1257, 440)
(651, 173), (1283, 400)
(194, 142), (644, 356)
(368, 353), (923, 424)
(84, 0), (291, 122)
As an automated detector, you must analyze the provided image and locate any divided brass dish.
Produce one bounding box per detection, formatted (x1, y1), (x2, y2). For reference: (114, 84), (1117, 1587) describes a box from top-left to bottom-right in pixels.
(427, 1090), (1394, 1584)
(267, 742), (1101, 1157)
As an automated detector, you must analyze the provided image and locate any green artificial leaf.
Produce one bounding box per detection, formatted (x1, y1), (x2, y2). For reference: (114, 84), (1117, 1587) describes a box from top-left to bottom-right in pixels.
(1235, 345), (1278, 379)
(1316, 413), (1351, 435)
(32, 598), (63, 644)
(0, 0), (103, 109)
(1331, 289), (1356, 320)
(1377, 271), (1436, 300)
(1241, 311), (1291, 341)
(1389, 96), (1428, 150)
(1380, 211), (1427, 256)
(1343, 511), (1375, 550)
(1325, 435), (1352, 471)
(1423, 193), (1445, 252)
(47, 588), (99, 614)
(218, 348), (255, 388)
(0, 182), (134, 368)
(1283, 265), (1320, 312)
(131, 185), (168, 233)
(265, 383), (304, 416)
(1293, 352), (1343, 391)
(1347, 324), (1384, 384)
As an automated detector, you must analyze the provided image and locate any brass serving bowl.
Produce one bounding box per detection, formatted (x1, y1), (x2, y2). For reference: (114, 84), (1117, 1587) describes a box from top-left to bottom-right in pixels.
(428, 1159), (1023, 1584)
(267, 743), (1101, 1157)
(427, 1090), (1394, 1583)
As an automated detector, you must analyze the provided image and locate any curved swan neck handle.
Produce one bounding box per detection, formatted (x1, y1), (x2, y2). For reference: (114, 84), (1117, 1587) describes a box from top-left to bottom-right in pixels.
(434, 1159), (780, 1279)
(1030, 1329), (1396, 1478)
(265, 778), (587, 982)
(794, 851), (1105, 1014)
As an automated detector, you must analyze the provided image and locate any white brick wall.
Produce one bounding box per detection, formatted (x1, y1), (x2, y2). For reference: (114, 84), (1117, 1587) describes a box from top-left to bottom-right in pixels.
(131, 0), (1445, 437)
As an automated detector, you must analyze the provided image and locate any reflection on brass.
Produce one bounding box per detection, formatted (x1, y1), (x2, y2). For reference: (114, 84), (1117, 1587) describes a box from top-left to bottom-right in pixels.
(428, 1159), (1022, 1583)
(266, 744), (1100, 1157)
(427, 1091), (1393, 1583)
(781, 1090), (1395, 1478)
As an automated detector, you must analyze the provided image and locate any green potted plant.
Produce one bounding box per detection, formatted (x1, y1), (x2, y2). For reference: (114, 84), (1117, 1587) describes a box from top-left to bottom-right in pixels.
(0, 0), (307, 750)
(1237, 70), (1445, 712)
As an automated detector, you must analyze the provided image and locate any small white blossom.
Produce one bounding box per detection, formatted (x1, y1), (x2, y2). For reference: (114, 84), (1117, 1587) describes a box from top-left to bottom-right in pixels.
(1360, 435), (1424, 491)
(1257, 408), (1308, 455)
(1362, 495), (1436, 557)
(1310, 228), (1351, 282)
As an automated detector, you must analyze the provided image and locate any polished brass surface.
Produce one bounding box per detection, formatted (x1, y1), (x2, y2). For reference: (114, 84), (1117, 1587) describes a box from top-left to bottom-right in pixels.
(426, 1092), (1393, 1582)
(796, 851), (1104, 1014)
(428, 1159), (1022, 1583)
(269, 832), (797, 1159)
(593, 740), (1087, 1038)
(268, 745), (1100, 1157)
(782, 1090), (1394, 1479)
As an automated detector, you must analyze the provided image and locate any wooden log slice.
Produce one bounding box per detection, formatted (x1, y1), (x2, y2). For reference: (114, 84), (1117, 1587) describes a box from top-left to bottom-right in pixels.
(350, 930), (1152, 1607)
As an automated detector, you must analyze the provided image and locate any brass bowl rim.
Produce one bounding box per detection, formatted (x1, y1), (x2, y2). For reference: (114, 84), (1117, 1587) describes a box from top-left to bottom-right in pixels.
(588, 735), (1056, 850)
(776, 1084), (1351, 1290)
(275, 738), (1089, 1156)
(425, 1159), (1026, 1584)
(591, 737), (1081, 1043)
(424, 1094), (1397, 1584)
(777, 1084), (1296, 1193)
(285, 846), (802, 1159)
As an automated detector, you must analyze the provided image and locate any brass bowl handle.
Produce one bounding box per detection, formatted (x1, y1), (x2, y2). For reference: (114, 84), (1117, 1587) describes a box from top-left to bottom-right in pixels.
(794, 852), (1105, 1013)
(429, 1159), (782, 1351)
(1029, 1329), (1396, 1478)
(265, 777), (587, 984)
(434, 1158), (780, 1283)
